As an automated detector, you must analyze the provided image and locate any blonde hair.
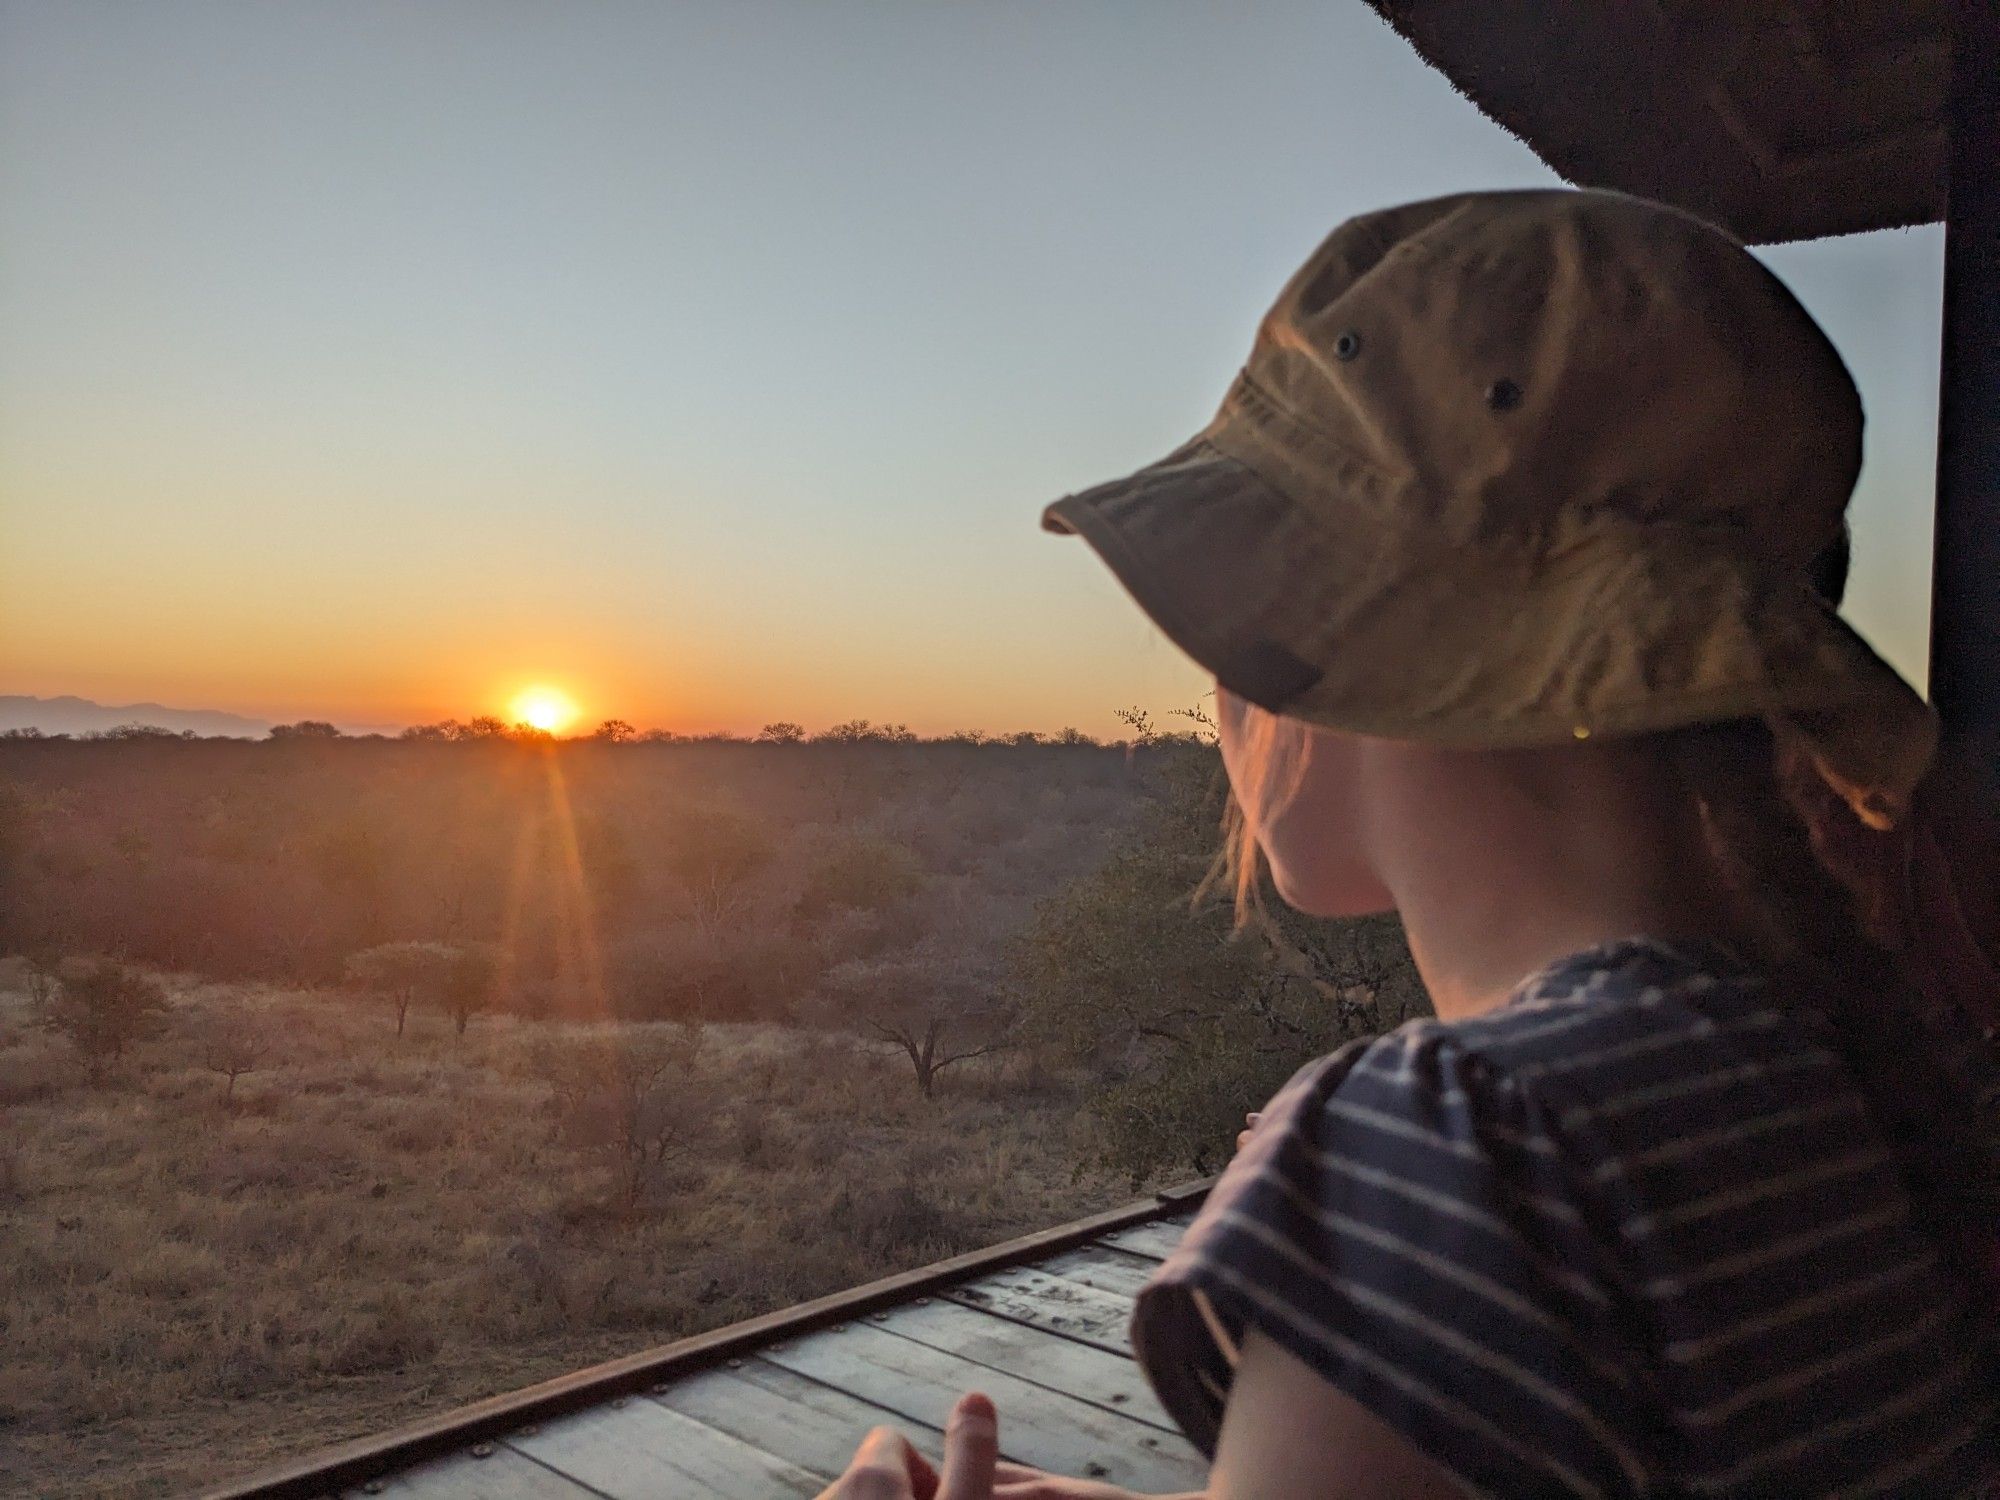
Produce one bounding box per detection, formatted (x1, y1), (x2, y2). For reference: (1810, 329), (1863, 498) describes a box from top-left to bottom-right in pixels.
(1204, 692), (1308, 927)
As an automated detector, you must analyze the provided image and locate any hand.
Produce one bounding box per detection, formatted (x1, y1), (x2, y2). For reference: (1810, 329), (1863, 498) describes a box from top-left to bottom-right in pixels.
(817, 1391), (998, 1500)
(1235, 1111), (1262, 1154)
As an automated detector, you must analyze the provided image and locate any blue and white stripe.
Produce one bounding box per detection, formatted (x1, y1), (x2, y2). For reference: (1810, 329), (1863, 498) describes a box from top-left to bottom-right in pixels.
(1132, 937), (1998, 1497)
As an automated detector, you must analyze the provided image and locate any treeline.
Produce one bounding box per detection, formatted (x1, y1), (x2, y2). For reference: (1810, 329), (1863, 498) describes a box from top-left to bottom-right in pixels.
(0, 715), (1159, 748)
(0, 728), (1156, 1022)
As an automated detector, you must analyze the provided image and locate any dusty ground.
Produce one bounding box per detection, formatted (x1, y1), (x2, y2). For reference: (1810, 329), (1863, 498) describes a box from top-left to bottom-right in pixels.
(0, 972), (1135, 1498)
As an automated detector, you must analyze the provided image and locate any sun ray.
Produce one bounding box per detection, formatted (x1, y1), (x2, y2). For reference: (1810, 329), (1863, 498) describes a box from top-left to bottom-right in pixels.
(539, 747), (609, 1019)
(493, 794), (544, 1014)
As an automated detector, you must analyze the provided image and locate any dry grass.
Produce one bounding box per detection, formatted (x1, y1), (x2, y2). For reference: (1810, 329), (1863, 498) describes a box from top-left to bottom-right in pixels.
(0, 969), (1133, 1498)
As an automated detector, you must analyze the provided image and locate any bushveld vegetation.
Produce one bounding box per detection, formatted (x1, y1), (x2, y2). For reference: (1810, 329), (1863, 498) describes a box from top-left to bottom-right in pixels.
(0, 716), (1421, 1497)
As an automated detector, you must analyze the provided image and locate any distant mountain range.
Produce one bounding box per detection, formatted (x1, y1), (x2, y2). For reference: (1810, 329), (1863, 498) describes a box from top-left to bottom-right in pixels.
(0, 695), (400, 739)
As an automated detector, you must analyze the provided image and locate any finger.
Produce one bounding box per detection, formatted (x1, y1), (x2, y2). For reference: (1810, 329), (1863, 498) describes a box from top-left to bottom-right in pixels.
(1235, 1130), (1252, 1151)
(1245, 1111), (1262, 1126)
(827, 1426), (918, 1500)
(905, 1436), (941, 1500)
(854, 1426), (911, 1466)
(937, 1392), (998, 1500)
(992, 1461), (1046, 1482)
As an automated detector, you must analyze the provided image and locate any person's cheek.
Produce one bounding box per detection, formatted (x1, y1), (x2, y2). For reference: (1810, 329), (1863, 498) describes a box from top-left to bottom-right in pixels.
(1263, 766), (1394, 918)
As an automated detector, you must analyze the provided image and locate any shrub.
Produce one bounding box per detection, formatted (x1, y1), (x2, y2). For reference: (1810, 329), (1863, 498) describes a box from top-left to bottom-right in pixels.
(798, 833), (925, 918)
(1016, 737), (1424, 1181)
(546, 1028), (716, 1216)
(820, 1173), (958, 1258)
(613, 924), (817, 1023)
(42, 957), (168, 1074)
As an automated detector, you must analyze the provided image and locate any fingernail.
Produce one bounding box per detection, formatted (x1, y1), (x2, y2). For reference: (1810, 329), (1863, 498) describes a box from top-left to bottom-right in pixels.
(953, 1391), (997, 1434)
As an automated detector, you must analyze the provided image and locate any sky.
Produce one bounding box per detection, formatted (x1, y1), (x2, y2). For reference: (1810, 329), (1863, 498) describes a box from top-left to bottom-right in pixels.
(0, 2), (1945, 737)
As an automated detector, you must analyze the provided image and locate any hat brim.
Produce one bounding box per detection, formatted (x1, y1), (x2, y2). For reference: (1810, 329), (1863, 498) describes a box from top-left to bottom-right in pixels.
(1044, 437), (1935, 824)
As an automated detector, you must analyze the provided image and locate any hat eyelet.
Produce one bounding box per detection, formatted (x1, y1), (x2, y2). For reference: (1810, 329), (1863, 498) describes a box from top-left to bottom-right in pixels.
(1332, 330), (1362, 362)
(1486, 378), (1523, 412)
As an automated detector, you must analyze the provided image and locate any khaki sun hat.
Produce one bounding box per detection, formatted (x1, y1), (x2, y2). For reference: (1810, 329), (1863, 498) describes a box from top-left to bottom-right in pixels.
(1044, 188), (1936, 830)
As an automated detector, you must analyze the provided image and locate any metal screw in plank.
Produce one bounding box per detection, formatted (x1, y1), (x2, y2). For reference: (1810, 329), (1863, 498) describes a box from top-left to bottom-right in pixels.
(470, 1443), (495, 1460)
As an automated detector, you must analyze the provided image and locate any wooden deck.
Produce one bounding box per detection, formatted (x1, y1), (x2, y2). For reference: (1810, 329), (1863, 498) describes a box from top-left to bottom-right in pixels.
(208, 1187), (1209, 1500)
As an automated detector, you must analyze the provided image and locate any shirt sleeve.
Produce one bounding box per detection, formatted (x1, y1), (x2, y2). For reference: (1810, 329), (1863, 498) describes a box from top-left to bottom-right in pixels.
(1130, 1027), (1653, 1499)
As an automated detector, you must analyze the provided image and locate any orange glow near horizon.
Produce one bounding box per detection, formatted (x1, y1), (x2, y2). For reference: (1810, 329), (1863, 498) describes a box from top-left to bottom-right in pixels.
(509, 685), (579, 735)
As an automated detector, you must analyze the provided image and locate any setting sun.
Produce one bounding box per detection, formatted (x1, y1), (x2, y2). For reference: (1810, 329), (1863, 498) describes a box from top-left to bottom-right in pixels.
(509, 685), (578, 734)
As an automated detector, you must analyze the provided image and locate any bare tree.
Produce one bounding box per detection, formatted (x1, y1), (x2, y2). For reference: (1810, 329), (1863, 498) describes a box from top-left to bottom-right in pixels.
(195, 1017), (267, 1103)
(818, 934), (1011, 1099)
(21, 946), (62, 1009)
(661, 807), (773, 937)
(345, 940), (494, 1037)
(440, 942), (499, 1037)
(547, 1027), (711, 1215)
(346, 941), (451, 1037)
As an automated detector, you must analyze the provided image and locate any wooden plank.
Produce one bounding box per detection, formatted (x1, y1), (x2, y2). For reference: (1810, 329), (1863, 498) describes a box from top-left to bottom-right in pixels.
(507, 1400), (821, 1500)
(1037, 1244), (1166, 1300)
(206, 1181), (1212, 1500)
(352, 1444), (603, 1500)
(1096, 1219), (1190, 1262)
(945, 1266), (1136, 1354)
(652, 1357), (942, 1481)
(874, 1297), (1173, 1429)
(761, 1320), (1206, 1493)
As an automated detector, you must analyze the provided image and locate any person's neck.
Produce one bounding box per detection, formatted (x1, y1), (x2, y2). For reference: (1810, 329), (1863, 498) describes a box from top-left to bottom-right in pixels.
(1397, 895), (1738, 1023)
(1368, 746), (1752, 1024)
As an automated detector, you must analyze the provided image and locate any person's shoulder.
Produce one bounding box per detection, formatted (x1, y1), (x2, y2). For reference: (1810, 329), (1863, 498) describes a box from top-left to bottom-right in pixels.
(1315, 936), (1856, 1153)
(1428, 936), (1821, 1084)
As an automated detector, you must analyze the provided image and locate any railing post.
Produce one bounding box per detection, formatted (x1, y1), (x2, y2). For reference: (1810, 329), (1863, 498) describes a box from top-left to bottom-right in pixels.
(1928, 0), (2000, 740)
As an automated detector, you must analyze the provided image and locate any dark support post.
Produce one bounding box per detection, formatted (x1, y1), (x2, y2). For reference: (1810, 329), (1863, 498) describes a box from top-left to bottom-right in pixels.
(1928, 0), (2000, 740)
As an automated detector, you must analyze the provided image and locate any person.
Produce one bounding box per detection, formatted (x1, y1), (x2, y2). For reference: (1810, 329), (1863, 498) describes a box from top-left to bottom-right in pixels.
(817, 189), (2000, 1497)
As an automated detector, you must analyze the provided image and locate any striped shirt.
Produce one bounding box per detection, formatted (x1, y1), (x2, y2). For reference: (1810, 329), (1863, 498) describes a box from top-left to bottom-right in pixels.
(1132, 936), (1999, 1497)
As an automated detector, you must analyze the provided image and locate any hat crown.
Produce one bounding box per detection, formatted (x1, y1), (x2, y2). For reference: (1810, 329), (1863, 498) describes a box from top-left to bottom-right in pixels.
(1238, 190), (1862, 568)
(1043, 187), (1932, 832)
